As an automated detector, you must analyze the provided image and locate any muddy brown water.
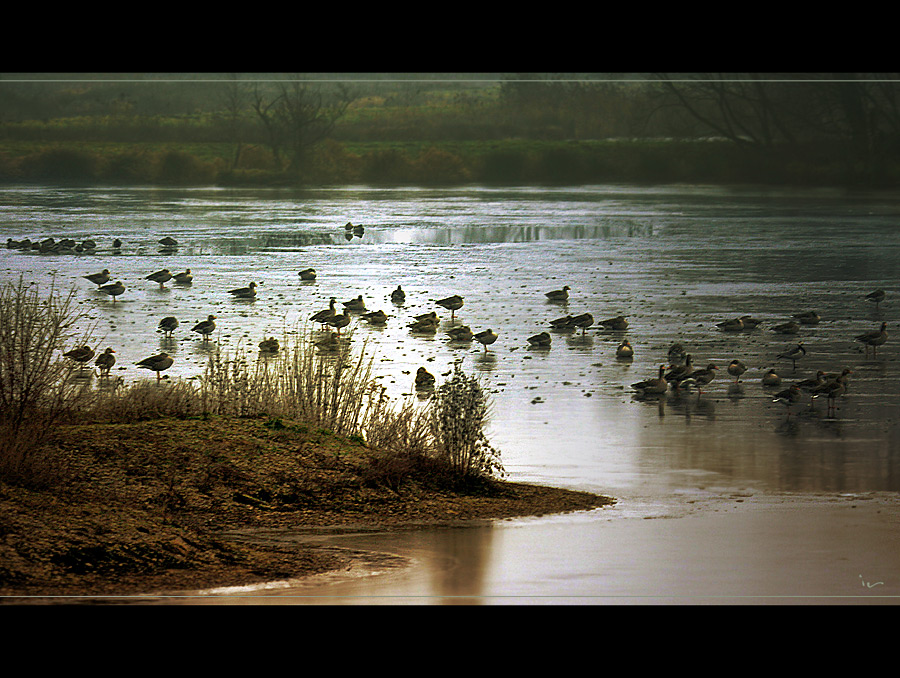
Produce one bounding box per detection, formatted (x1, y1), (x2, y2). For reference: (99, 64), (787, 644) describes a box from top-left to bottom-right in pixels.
(3, 184), (899, 603)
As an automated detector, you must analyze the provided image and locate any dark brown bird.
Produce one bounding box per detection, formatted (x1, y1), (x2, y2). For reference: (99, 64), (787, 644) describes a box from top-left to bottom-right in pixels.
(855, 322), (888, 358)
(95, 347), (116, 377)
(137, 352), (173, 381)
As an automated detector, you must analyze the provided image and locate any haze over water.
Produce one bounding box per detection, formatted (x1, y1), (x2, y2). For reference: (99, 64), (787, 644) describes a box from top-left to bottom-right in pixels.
(3, 183), (899, 602)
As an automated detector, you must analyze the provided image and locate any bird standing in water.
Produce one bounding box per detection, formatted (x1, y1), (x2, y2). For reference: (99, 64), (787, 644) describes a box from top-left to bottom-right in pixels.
(95, 347), (116, 378)
(474, 329), (498, 352)
(545, 285), (571, 301)
(855, 322), (888, 358)
(436, 295), (464, 321)
(137, 352), (174, 381)
(192, 315), (217, 342)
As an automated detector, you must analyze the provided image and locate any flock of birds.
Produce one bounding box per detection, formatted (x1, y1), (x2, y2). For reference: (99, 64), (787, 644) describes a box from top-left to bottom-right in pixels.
(9, 232), (892, 413)
(628, 289), (889, 420)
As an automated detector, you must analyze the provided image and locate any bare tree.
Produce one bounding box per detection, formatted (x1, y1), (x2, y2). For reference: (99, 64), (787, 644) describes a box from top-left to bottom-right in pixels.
(251, 78), (356, 175)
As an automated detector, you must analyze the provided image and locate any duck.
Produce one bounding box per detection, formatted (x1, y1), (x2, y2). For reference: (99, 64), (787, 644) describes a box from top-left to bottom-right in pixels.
(310, 297), (337, 328)
(259, 337), (280, 353)
(772, 321), (800, 335)
(298, 268), (317, 281)
(777, 342), (806, 370)
(855, 322), (888, 358)
(229, 282), (258, 299)
(361, 310), (389, 325)
(326, 313), (351, 335)
(474, 329), (498, 352)
(772, 384), (802, 419)
(98, 281), (125, 302)
(761, 368), (782, 387)
(158, 316), (179, 338)
(145, 269), (173, 288)
(545, 285), (571, 302)
(343, 295), (366, 312)
(447, 325), (474, 342)
(527, 331), (552, 348)
(64, 345), (95, 371)
(811, 369), (851, 417)
(667, 343), (687, 365)
(415, 367), (436, 389)
(615, 339), (634, 359)
(137, 352), (174, 381)
(569, 313), (594, 335)
(632, 365), (668, 396)
(681, 364), (718, 395)
(95, 347), (116, 377)
(727, 359), (747, 384)
(865, 289), (886, 309)
(793, 310), (820, 325)
(436, 295), (464, 320)
(173, 269), (193, 284)
(598, 315), (628, 331)
(191, 315), (217, 342)
(391, 286), (406, 303)
(83, 269), (111, 287)
(716, 317), (744, 332)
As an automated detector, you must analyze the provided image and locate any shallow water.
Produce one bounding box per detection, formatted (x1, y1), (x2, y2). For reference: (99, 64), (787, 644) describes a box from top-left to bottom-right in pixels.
(3, 183), (899, 603)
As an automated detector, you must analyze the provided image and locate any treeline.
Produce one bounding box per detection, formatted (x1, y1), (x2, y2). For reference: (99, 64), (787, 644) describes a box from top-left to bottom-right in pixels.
(0, 138), (864, 188)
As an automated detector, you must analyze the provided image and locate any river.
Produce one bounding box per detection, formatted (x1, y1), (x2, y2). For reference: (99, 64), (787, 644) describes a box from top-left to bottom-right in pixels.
(2, 183), (899, 604)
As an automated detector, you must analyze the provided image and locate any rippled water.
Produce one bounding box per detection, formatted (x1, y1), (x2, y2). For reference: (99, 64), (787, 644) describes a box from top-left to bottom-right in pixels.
(3, 183), (899, 603)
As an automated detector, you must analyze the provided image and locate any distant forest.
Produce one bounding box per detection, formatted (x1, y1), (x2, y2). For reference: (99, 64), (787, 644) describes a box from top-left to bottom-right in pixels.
(1, 73), (899, 189)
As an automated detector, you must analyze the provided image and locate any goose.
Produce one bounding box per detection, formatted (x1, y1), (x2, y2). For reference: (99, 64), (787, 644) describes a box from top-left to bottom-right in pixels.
(298, 268), (317, 281)
(667, 343), (687, 365)
(527, 331), (552, 347)
(259, 337), (280, 353)
(391, 286), (406, 303)
(772, 321), (800, 335)
(616, 339), (634, 359)
(362, 309), (389, 325)
(408, 316), (439, 333)
(158, 316), (179, 338)
(413, 311), (439, 323)
(95, 347), (116, 377)
(716, 317), (744, 332)
(158, 236), (178, 247)
(315, 332), (341, 351)
(173, 269), (193, 284)
(865, 289), (886, 309)
(569, 313), (594, 335)
(598, 315), (628, 331)
(112, 238), (122, 249)
(761, 368), (782, 387)
(353, 224), (365, 237)
(545, 285), (571, 302)
(549, 314), (575, 330)
(855, 322), (888, 358)
(812, 369), (851, 417)
(326, 313), (351, 335)
(447, 325), (474, 342)
(343, 295), (366, 312)
(98, 281), (125, 302)
(64, 345), (95, 371)
(83, 269), (111, 287)
(474, 329), (498, 352)
(344, 222), (354, 231)
(81, 239), (96, 251)
(632, 365), (668, 396)
(192, 315), (217, 342)
(795, 370), (826, 393)
(137, 352), (174, 381)
(310, 297), (337, 328)
(681, 364), (718, 395)
(793, 310), (820, 325)
(6, 238), (19, 249)
(436, 295), (464, 320)
(777, 342), (806, 370)
(727, 359), (747, 384)
(229, 282), (258, 299)
(145, 269), (173, 288)
(772, 384), (802, 419)
(415, 367), (436, 389)
(665, 354), (694, 389)
(738, 315), (763, 330)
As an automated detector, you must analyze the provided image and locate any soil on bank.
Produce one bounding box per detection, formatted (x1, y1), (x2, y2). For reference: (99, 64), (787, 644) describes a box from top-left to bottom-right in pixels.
(0, 415), (613, 600)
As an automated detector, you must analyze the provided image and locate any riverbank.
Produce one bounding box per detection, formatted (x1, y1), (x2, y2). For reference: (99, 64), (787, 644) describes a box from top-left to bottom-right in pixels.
(0, 416), (613, 601)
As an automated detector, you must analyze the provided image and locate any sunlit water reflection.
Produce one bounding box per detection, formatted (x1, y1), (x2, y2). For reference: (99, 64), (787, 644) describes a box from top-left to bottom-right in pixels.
(3, 184), (899, 603)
